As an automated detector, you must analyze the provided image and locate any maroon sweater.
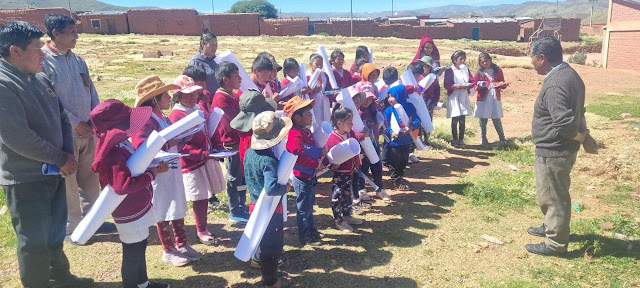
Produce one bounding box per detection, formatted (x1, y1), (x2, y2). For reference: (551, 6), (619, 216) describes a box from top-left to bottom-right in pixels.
(286, 126), (322, 179)
(168, 109), (210, 173)
(323, 130), (364, 175)
(333, 68), (353, 89)
(95, 142), (156, 224)
(131, 113), (171, 152)
(473, 67), (505, 101)
(211, 88), (241, 149)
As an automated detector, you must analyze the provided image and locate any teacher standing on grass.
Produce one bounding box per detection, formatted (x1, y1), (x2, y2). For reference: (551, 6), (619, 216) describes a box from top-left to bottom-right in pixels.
(0, 21), (92, 287)
(527, 36), (598, 256)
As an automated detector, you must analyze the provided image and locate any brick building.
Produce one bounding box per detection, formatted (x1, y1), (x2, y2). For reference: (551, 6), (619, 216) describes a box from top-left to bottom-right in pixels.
(77, 11), (129, 34)
(519, 18), (582, 41)
(260, 17), (309, 36)
(602, 0), (640, 72)
(0, 8), (76, 30)
(199, 13), (260, 36)
(128, 9), (201, 35)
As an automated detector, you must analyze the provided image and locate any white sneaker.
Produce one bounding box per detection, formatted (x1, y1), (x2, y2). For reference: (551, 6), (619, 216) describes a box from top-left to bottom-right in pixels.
(176, 244), (203, 261)
(345, 216), (364, 225)
(358, 189), (370, 201)
(409, 153), (419, 163)
(335, 220), (353, 232)
(351, 205), (364, 215)
(376, 189), (391, 202)
(162, 247), (190, 267)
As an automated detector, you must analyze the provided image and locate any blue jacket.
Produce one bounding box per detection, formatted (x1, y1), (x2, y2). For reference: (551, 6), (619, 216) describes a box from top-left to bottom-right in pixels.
(384, 85), (421, 147)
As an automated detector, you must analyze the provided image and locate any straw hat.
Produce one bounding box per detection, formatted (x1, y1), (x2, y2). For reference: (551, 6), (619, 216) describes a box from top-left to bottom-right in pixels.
(251, 111), (292, 150)
(283, 96), (315, 118)
(134, 75), (180, 107)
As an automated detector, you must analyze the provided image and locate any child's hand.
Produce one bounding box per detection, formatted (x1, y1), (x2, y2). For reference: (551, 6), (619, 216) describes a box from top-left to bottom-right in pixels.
(312, 86), (322, 95)
(272, 92), (280, 102)
(156, 161), (169, 173)
(452, 84), (464, 89)
(402, 126), (410, 134)
(391, 132), (399, 139)
(300, 87), (311, 95)
(363, 129), (370, 137)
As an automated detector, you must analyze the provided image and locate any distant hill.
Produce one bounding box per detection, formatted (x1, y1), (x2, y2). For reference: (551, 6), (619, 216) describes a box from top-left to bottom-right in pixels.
(0, 0), (132, 12)
(283, 0), (609, 24)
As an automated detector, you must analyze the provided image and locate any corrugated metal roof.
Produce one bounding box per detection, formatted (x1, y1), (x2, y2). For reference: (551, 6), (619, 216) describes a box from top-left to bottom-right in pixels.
(448, 17), (518, 23)
(79, 11), (127, 16)
(389, 16), (418, 21)
(329, 17), (371, 22)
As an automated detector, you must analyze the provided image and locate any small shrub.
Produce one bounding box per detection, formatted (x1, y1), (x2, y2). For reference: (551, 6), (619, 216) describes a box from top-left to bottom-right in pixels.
(317, 32), (330, 37)
(568, 51), (587, 65)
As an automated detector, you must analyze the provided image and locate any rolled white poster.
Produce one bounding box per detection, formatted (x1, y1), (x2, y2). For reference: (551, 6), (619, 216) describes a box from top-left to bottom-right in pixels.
(317, 46), (338, 89)
(307, 68), (322, 89)
(419, 73), (437, 90)
(279, 76), (305, 99)
(407, 93), (435, 133)
(312, 121), (332, 148)
(326, 138), (361, 165)
(376, 111), (385, 129)
(298, 63), (307, 86)
(273, 138), (288, 160)
(335, 89), (365, 132)
(360, 138), (380, 164)
(215, 50), (260, 93)
(358, 170), (379, 191)
(207, 107), (224, 139)
(126, 130), (167, 177)
(367, 47), (373, 64)
(394, 104), (427, 151)
(400, 68), (419, 87)
(234, 150), (297, 262)
(70, 185), (124, 244)
(282, 194), (287, 222)
(159, 110), (206, 141)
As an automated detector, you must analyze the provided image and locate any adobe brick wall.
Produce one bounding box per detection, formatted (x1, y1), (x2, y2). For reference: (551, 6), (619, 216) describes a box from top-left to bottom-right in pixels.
(77, 13), (129, 34)
(519, 18), (581, 41)
(606, 31), (640, 72)
(450, 22), (520, 40)
(128, 9), (200, 36)
(611, 0), (640, 22)
(0, 8), (73, 30)
(199, 13), (260, 36)
(260, 17), (309, 36)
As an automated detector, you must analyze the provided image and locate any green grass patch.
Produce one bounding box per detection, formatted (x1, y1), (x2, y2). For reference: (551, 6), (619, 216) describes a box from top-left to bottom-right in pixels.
(460, 169), (536, 210)
(587, 92), (640, 120)
(572, 213), (640, 237)
(492, 139), (535, 166)
(0, 187), (17, 248)
(491, 279), (541, 288)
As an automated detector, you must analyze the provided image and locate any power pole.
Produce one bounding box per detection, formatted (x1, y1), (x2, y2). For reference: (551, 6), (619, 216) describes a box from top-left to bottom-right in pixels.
(68, 0), (72, 12)
(589, 0), (597, 27)
(350, 0), (353, 37)
(211, 0), (214, 13)
(391, 0), (394, 17)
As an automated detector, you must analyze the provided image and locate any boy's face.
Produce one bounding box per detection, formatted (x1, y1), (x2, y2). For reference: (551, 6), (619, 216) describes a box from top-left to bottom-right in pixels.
(368, 70), (380, 83)
(253, 68), (271, 84)
(388, 94), (397, 106)
(227, 70), (242, 90)
(333, 56), (345, 70)
(421, 63), (432, 75)
(295, 108), (313, 127)
(195, 80), (207, 90)
(352, 93), (363, 108)
(363, 97), (373, 108)
(157, 92), (171, 110)
(310, 58), (323, 71)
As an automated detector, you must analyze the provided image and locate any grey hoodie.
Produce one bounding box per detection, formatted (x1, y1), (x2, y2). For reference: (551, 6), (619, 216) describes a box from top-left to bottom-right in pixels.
(0, 59), (73, 185)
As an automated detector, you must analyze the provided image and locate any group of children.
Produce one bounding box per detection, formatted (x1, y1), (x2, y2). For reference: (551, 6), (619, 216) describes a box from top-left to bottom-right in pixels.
(90, 33), (509, 288)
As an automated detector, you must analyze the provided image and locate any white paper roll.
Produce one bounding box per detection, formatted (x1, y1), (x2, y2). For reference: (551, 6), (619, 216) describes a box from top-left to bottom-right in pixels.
(312, 121), (332, 148)
(317, 46), (339, 89)
(376, 111), (385, 129)
(282, 194), (287, 222)
(400, 69), (419, 87)
(126, 130), (167, 177)
(215, 50), (260, 93)
(279, 76), (305, 99)
(368, 47), (373, 64)
(277, 151), (298, 185)
(335, 88), (365, 132)
(419, 73), (436, 90)
(159, 110), (206, 141)
(234, 189), (281, 262)
(70, 185), (125, 245)
(358, 170), (379, 191)
(394, 104), (427, 150)
(273, 137), (288, 160)
(326, 138), (360, 165)
(207, 107), (224, 139)
(299, 63), (306, 85)
(407, 93), (435, 133)
(360, 138), (380, 164)
(307, 68), (322, 89)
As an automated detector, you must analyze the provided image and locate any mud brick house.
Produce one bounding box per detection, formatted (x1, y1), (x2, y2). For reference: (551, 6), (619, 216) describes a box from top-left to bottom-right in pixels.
(260, 17), (309, 36)
(519, 18), (582, 41)
(602, 0), (640, 72)
(199, 13), (260, 36)
(127, 8), (201, 36)
(77, 11), (129, 34)
(0, 8), (77, 30)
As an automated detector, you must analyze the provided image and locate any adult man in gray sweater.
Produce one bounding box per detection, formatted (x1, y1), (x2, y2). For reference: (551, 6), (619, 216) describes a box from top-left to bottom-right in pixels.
(527, 36), (597, 256)
(0, 21), (92, 287)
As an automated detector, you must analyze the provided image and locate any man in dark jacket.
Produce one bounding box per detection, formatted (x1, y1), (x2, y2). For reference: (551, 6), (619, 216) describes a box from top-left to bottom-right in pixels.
(527, 36), (597, 256)
(0, 21), (92, 287)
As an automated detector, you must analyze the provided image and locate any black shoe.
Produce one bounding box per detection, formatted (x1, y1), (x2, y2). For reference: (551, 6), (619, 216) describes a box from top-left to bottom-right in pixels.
(148, 282), (170, 288)
(300, 235), (322, 246)
(525, 242), (566, 256)
(311, 230), (324, 239)
(50, 275), (94, 288)
(95, 222), (117, 234)
(527, 224), (546, 237)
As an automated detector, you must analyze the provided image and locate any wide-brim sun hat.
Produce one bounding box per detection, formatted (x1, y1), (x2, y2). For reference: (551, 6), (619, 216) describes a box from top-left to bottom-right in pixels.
(283, 96), (315, 118)
(419, 56), (435, 67)
(251, 111), (293, 150)
(230, 89), (277, 132)
(134, 75), (180, 107)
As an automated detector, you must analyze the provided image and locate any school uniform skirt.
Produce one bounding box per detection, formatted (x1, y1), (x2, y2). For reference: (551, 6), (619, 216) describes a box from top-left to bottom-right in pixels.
(182, 160), (226, 202)
(151, 147), (188, 222)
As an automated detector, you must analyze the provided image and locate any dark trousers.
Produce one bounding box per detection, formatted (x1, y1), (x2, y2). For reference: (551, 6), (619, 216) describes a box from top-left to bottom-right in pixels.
(385, 144), (410, 184)
(451, 116), (466, 141)
(351, 172), (361, 200)
(260, 212), (284, 286)
(292, 176), (318, 240)
(331, 173), (353, 221)
(3, 177), (71, 288)
(122, 239), (149, 288)
(480, 118), (506, 141)
(225, 153), (247, 216)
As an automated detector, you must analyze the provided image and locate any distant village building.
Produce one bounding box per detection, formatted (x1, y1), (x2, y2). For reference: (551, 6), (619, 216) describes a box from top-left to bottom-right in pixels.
(77, 11), (129, 34)
(602, 0), (640, 72)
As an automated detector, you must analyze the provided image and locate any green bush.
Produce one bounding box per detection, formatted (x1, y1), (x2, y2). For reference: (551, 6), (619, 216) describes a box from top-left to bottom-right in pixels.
(568, 51), (587, 65)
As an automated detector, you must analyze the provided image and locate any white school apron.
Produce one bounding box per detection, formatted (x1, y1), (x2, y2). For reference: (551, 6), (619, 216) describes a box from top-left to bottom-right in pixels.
(473, 72), (504, 119)
(447, 65), (473, 118)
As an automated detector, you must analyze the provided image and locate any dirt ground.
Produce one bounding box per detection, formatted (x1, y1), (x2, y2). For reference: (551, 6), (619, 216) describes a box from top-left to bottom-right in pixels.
(0, 34), (639, 287)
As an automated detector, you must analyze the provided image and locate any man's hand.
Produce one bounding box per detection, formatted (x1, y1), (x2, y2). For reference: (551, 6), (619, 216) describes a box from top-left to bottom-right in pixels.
(574, 130), (588, 144)
(60, 154), (78, 177)
(583, 134), (598, 154)
(75, 122), (93, 138)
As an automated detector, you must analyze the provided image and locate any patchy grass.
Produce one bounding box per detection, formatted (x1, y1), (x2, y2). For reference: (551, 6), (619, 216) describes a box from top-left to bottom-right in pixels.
(0, 188), (16, 249)
(586, 90), (640, 120)
(460, 169), (536, 210)
(492, 138), (535, 167)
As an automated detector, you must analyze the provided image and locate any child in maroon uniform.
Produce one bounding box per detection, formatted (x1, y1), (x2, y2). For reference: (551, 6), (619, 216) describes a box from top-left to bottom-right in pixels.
(331, 49), (353, 89)
(91, 99), (170, 288)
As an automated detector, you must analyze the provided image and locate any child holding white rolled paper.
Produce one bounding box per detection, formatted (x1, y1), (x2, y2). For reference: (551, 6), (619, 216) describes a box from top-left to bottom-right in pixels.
(169, 75), (225, 245)
(351, 58), (368, 84)
(131, 76), (202, 267)
(90, 99), (170, 288)
(444, 50), (474, 148)
(280, 58), (312, 103)
(284, 96), (325, 246)
(307, 53), (334, 124)
(251, 55), (276, 98)
(244, 111), (293, 288)
(347, 90), (372, 213)
(323, 105), (366, 232)
(473, 52), (507, 146)
(384, 85), (421, 191)
(331, 49), (353, 89)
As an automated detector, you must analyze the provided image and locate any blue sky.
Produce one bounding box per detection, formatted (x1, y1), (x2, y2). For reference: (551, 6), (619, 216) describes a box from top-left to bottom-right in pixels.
(101, 0), (557, 13)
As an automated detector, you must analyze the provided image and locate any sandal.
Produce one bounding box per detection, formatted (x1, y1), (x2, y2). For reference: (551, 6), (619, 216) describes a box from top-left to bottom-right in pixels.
(197, 232), (217, 246)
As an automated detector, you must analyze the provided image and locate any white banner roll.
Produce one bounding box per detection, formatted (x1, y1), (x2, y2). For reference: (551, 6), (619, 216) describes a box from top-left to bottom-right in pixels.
(317, 46), (338, 89)
(215, 50), (260, 93)
(312, 121), (332, 148)
(159, 110), (206, 141)
(394, 104), (427, 150)
(282, 194), (287, 222)
(326, 138), (361, 165)
(419, 73), (436, 90)
(376, 111), (385, 129)
(207, 107), (224, 139)
(335, 88), (365, 132)
(279, 76), (305, 99)
(368, 47), (373, 64)
(126, 130), (167, 177)
(407, 93), (435, 133)
(307, 68), (322, 89)
(70, 185), (125, 245)
(273, 138), (288, 160)
(298, 63), (306, 85)
(400, 69), (419, 87)
(277, 151), (298, 185)
(360, 138), (380, 164)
